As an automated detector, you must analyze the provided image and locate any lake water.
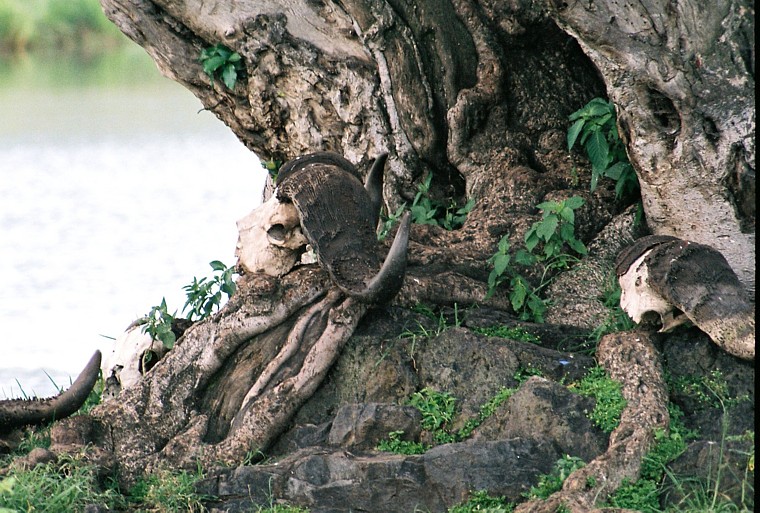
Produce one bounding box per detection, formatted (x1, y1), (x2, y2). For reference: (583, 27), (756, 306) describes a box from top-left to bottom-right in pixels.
(0, 48), (266, 398)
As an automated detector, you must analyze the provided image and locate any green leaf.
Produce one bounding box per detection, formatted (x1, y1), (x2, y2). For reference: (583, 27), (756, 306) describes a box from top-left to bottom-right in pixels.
(603, 161), (628, 180)
(590, 168), (602, 192)
(591, 112), (613, 129)
(558, 206), (575, 224)
(510, 277), (527, 311)
(525, 231), (540, 252)
(227, 52), (242, 63)
(559, 222), (576, 242)
(585, 98), (613, 117)
(564, 196), (585, 210)
(536, 215), (559, 241)
(497, 235), (510, 253)
(222, 63), (238, 89)
(585, 130), (610, 170)
(567, 119), (585, 150)
(514, 249), (536, 266)
(209, 260), (226, 271)
(493, 253), (511, 277)
(202, 55), (226, 74)
(526, 294), (547, 323)
(457, 198), (476, 215)
(536, 200), (559, 213)
(567, 237), (588, 255)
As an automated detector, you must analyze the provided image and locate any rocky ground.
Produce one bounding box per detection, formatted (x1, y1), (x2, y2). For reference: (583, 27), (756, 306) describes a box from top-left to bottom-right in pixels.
(194, 306), (755, 512)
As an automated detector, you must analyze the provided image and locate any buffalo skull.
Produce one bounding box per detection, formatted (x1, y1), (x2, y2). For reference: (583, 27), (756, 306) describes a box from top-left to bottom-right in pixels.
(616, 235), (754, 360)
(236, 152), (410, 304)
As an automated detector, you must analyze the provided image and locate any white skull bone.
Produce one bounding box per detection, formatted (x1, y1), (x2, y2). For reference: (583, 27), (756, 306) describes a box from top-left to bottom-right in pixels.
(618, 249), (677, 328)
(235, 195), (308, 276)
(101, 326), (168, 399)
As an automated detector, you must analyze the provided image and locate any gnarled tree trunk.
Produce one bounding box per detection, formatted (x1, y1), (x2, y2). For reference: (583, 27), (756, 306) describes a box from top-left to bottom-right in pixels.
(67, 0), (754, 505)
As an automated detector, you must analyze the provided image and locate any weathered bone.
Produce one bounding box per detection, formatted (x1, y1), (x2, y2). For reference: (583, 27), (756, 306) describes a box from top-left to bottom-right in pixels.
(0, 351), (101, 432)
(616, 235), (755, 360)
(101, 326), (170, 399)
(235, 194), (308, 276)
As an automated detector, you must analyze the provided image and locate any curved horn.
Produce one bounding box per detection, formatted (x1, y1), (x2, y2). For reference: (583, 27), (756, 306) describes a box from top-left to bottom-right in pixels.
(277, 152), (410, 305)
(0, 350), (102, 431)
(615, 235), (679, 277)
(364, 153), (388, 228)
(276, 151), (359, 185)
(340, 211), (411, 304)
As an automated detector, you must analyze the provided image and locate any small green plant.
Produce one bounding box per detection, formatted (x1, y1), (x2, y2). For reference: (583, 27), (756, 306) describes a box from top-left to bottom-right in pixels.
(381, 174), (474, 238)
(139, 260), (237, 350)
(524, 455), (586, 500)
(606, 404), (696, 512)
(254, 505), (311, 513)
(261, 157), (284, 188)
(141, 297), (178, 349)
(668, 369), (750, 410)
(471, 325), (541, 344)
(513, 366), (544, 385)
(376, 430), (428, 455)
(569, 366), (627, 433)
(410, 388), (458, 443)
(456, 386), (516, 441)
(486, 197), (587, 322)
(378, 204), (407, 240)
(524, 197), (587, 258)
(567, 97), (639, 198)
(200, 43), (244, 89)
(587, 272), (635, 343)
(378, 386), (517, 454)
(182, 260), (238, 321)
(448, 490), (515, 512)
(409, 174), (475, 230)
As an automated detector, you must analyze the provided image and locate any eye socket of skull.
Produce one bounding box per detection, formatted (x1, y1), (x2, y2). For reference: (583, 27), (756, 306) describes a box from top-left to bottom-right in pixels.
(235, 195), (308, 276)
(267, 223), (287, 242)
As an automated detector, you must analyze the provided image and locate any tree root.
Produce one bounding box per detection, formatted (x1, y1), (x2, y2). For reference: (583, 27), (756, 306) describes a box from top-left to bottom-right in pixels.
(515, 331), (669, 513)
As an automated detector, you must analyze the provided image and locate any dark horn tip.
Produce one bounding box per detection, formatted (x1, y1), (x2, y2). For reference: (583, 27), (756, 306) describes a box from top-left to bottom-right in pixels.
(348, 210), (411, 305)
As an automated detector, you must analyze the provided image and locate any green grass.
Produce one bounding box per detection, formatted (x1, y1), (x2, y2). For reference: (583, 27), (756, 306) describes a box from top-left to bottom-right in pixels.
(448, 490), (515, 512)
(523, 455), (586, 500)
(126, 466), (213, 512)
(471, 325), (541, 344)
(378, 386), (518, 454)
(0, 453), (125, 512)
(568, 365), (627, 433)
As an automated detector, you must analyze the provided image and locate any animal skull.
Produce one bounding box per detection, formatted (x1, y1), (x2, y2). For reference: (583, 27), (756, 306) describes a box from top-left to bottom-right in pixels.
(235, 195), (308, 277)
(101, 326), (169, 399)
(617, 249), (684, 330)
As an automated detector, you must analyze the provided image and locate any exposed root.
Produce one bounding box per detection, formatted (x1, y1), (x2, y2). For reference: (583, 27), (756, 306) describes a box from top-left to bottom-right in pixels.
(515, 331), (669, 512)
(156, 294), (368, 468)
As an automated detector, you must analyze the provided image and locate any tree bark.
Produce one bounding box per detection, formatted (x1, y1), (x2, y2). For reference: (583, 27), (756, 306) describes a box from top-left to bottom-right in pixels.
(542, 0), (755, 294)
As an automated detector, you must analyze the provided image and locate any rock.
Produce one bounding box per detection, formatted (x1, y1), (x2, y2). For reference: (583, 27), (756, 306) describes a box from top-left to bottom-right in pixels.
(269, 422), (332, 455)
(201, 438), (559, 513)
(327, 403), (422, 450)
(474, 376), (608, 462)
(660, 328), (755, 440)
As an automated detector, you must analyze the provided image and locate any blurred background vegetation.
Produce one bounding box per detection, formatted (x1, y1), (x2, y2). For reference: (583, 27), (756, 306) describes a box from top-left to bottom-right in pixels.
(0, 0), (126, 57)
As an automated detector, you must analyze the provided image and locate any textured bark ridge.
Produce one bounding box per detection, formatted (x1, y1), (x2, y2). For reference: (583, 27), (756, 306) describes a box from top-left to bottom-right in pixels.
(18, 0), (749, 508)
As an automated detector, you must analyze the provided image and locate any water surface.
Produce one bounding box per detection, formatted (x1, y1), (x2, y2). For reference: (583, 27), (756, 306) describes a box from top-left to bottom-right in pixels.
(0, 49), (266, 398)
